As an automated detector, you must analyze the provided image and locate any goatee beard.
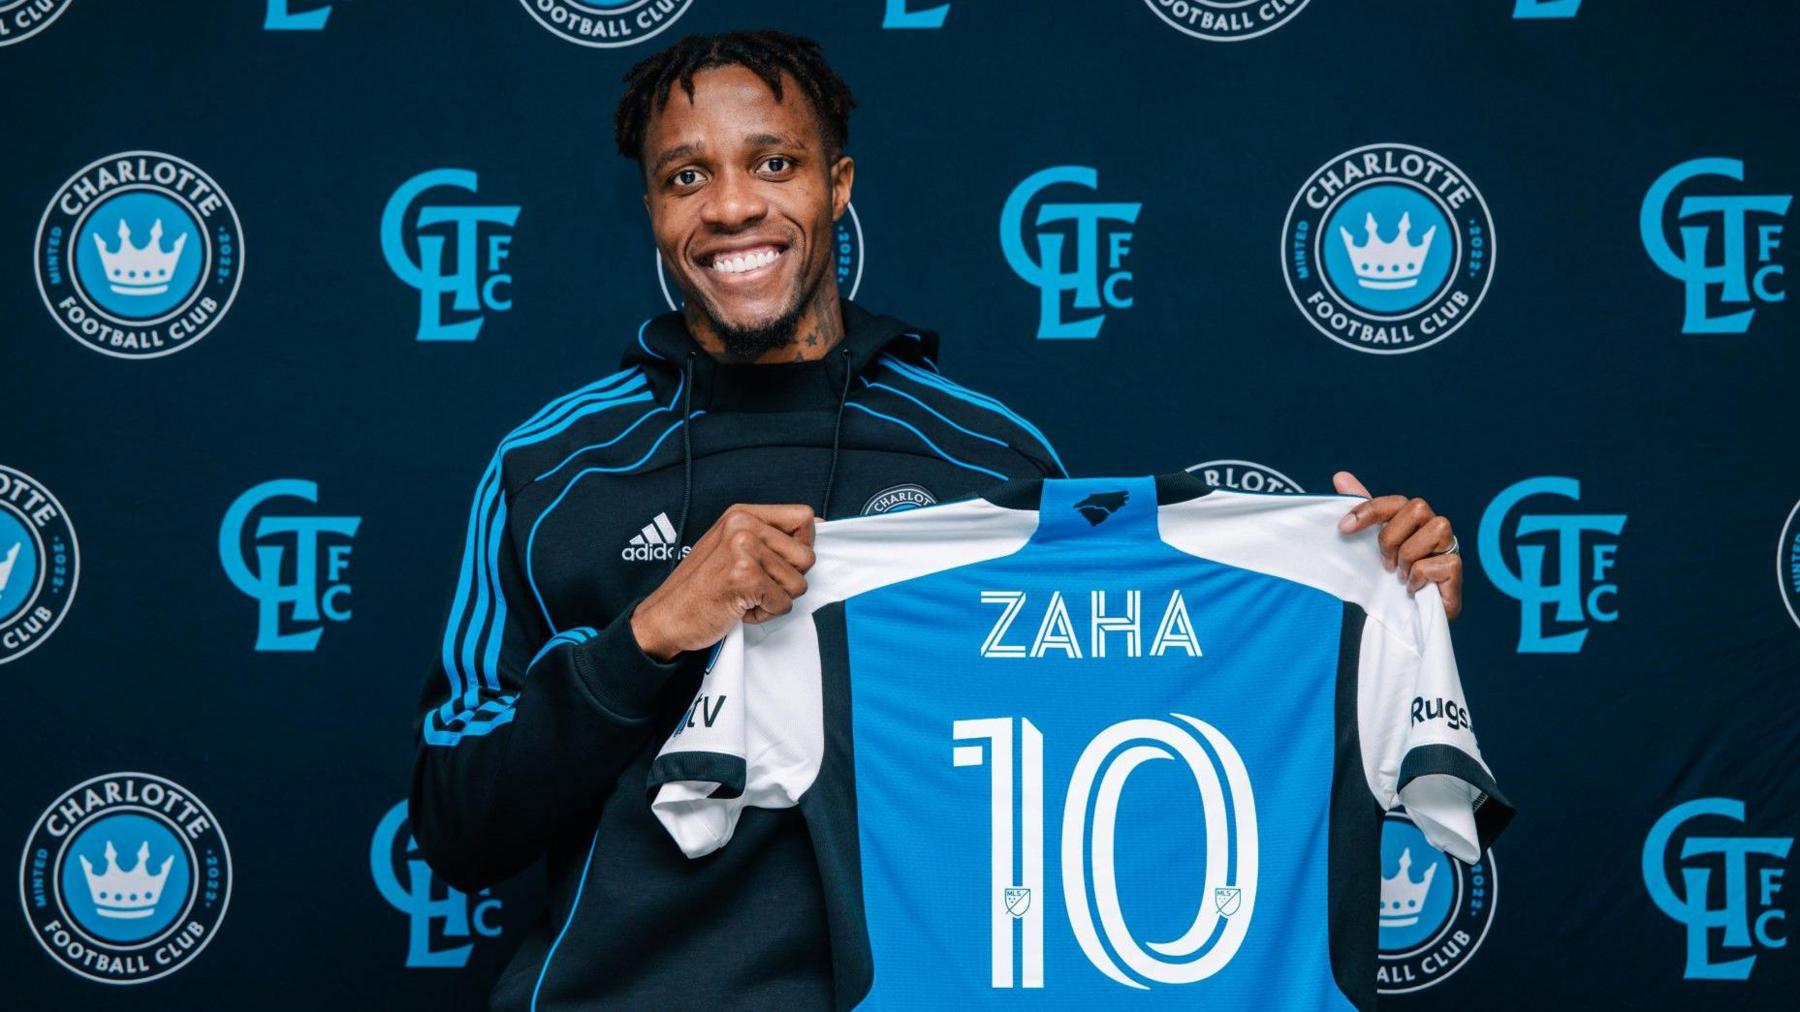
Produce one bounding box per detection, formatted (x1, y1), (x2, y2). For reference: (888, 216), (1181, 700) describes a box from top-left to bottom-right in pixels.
(710, 302), (805, 360)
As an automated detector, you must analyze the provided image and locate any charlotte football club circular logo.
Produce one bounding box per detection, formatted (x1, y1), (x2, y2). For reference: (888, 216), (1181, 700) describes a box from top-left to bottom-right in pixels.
(1282, 144), (1494, 354)
(1142, 0), (1311, 42)
(861, 483), (937, 516)
(658, 203), (863, 311)
(1376, 811), (1496, 993)
(0, 465), (78, 665)
(1185, 459), (1305, 494)
(518, 0), (694, 48)
(1780, 498), (1800, 630)
(35, 152), (244, 360)
(20, 772), (231, 984)
(0, 0), (77, 46)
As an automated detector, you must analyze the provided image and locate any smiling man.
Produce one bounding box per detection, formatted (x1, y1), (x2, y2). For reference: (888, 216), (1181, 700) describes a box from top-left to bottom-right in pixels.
(408, 29), (1464, 1011)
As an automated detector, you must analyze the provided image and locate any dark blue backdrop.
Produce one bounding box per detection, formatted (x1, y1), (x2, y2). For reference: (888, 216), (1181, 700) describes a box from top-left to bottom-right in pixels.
(5, 1), (1796, 1008)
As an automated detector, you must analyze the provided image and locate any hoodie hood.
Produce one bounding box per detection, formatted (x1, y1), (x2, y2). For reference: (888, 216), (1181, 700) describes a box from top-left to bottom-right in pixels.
(619, 298), (940, 413)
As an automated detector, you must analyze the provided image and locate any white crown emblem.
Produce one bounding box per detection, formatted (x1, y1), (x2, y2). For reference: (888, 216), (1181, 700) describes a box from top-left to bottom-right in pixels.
(0, 542), (20, 593)
(1339, 211), (1436, 290)
(78, 839), (174, 919)
(92, 218), (188, 296)
(1380, 847), (1438, 928)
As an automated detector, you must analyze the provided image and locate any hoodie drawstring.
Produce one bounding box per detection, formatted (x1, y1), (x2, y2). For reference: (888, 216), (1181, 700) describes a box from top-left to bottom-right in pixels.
(668, 350), (697, 576)
(818, 344), (852, 521)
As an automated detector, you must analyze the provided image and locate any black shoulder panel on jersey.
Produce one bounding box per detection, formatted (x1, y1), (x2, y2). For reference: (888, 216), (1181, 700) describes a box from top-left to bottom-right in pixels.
(799, 600), (876, 1011)
(1330, 599), (1382, 1012)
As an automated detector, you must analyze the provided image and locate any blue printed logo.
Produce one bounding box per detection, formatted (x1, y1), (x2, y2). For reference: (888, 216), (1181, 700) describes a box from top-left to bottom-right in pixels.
(1641, 158), (1790, 334)
(219, 479), (360, 652)
(659, 203), (863, 311)
(1283, 144), (1494, 354)
(1185, 459), (1306, 494)
(0, 465), (79, 666)
(36, 152), (245, 358)
(1513, 0), (1581, 17)
(1001, 166), (1140, 339)
(1478, 476), (1625, 653)
(1141, 0), (1311, 42)
(516, 0), (694, 48)
(1781, 499), (1800, 631)
(1643, 798), (1791, 980)
(381, 169), (519, 342)
(370, 801), (502, 967)
(0, 0), (76, 46)
(263, 0), (332, 29)
(1376, 812), (1496, 993)
(20, 773), (231, 984)
(882, 0), (948, 29)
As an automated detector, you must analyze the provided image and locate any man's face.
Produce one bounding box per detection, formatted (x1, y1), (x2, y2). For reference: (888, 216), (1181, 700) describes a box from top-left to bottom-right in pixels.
(641, 65), (852, 356)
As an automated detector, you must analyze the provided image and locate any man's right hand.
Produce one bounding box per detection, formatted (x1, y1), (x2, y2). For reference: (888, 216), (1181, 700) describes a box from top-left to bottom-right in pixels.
(629, 504), (818, 661)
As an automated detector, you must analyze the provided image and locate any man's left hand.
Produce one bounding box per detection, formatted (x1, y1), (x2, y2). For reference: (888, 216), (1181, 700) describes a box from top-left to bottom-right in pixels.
(1332, 471), (1463, 621)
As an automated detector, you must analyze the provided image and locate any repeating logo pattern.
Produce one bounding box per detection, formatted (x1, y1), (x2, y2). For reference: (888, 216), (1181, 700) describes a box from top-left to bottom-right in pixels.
(1141, 0), (1311, 42)
(35, 152), (245, 359)
(0, 466), (78, 666)
(381, 169), (520, 342)
(1640, 158), (1790, 334)
(0, 0), (76, 46)
(370, 801), (503, 967)
(1781, 498), (1800, 631)
(1478, 476), (1625, 653)
(218, 479), (361, 652)
(1642, 798), (1791, 980)
(19, 773), (231, 984)
(516, 0), (695, 48)
(1282, 144), (1494, 354)
(1002, 167), (1140, 339)
(1377, 812), (1497, 992)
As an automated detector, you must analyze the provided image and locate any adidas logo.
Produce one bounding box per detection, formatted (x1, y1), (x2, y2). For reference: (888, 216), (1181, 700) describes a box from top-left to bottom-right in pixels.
(1074, 490), (1129, 526)
(622, 512), (691, 562)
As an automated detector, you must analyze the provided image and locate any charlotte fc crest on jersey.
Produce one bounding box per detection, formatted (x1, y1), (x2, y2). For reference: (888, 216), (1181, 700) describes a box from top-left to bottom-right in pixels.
(35, 152), (245, 359)
(0, 465), (79, 665)
(1377, 811), (1496, 993)
(1282, 144), (1494, 354)
(659, 203), (863, 310)
(1185, 459), (1305, 494)
(20, 773), (232, 984)
(861, 483), (936, 515)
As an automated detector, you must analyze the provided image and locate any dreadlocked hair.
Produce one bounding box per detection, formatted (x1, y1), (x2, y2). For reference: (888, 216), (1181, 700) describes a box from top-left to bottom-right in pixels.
(614, 30), (856, 168)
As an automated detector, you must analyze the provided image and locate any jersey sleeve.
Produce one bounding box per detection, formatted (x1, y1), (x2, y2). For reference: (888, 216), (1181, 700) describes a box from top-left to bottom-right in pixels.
(1358, 581), (1513, 864)
(649, 612), (826, 858)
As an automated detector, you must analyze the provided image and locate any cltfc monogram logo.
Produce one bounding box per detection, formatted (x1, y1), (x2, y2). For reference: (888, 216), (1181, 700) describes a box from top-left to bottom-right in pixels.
(219, 479), (360, 651)
(1641, 158), (1790, 334)
(381, 169), (519, 342)
(1377, 812), (1496, 992)
(370, 801), (502, 967)
(1477, 476), (1625, 653)
(263, 0), (332, 29)
(1001, 166), (1140, 339)
(1513, 0), (1581, 16)
(20, 772), (232, 984)
(1642, 798), (1790, 980)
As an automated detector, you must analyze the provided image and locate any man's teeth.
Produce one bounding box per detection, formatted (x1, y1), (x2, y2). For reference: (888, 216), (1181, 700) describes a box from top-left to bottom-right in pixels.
(710, 248), (782, 274)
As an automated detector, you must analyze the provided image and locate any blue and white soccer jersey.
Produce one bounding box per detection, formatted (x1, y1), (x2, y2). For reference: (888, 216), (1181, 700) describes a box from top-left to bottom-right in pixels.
(650, 474), (1512, 1010)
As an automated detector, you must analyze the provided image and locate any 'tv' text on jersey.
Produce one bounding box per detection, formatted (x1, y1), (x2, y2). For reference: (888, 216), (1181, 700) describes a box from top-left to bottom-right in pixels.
(650, 474), (1512, 1010)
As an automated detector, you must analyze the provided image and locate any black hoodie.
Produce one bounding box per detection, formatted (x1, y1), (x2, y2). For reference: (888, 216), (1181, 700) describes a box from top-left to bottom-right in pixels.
(409, 300), (1064, 1010)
